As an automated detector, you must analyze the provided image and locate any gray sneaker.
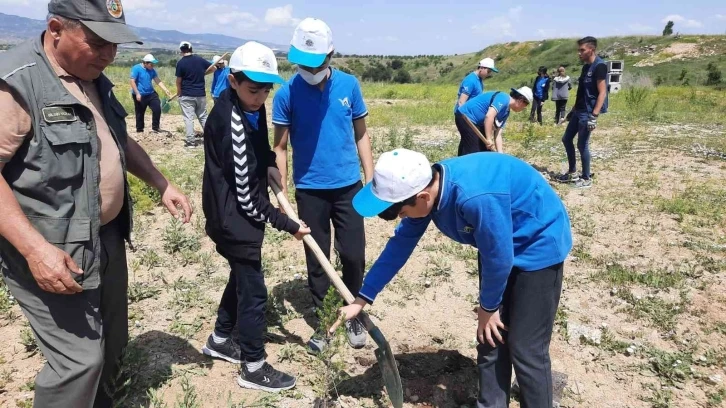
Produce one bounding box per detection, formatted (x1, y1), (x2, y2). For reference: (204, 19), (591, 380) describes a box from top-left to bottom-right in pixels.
(345, 318), (367, 349)
(574, 178), (592, 189)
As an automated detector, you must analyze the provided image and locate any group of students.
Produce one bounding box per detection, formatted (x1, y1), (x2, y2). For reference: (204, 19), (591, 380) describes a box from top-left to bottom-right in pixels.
(452, 36), (609, 189)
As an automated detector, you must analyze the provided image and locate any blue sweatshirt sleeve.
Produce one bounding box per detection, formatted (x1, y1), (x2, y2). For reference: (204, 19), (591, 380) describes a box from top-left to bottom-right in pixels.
(461, 194), (514, 312)
(358, 216), (432, 303)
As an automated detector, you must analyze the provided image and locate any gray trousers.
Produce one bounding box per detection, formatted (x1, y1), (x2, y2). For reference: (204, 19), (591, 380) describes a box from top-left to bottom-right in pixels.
(476, 263), (564, 408)
(179, 96), (208, 143)
(3, 219), (128, 408)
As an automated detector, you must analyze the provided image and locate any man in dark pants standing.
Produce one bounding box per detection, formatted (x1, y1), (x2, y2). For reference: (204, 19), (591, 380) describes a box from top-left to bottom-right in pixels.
(0, 1), (192, 406)
(336, 149), (573, 408)
(129, 53), (172, 133)
(273, 18), (374, 353)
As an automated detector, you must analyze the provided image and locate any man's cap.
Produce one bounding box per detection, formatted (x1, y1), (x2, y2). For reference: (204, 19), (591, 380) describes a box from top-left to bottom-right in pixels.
(511, 86), (534, 104)
(229, 41), (284, 84)
(179, 41), (192, 50)
(48, 0), (142, 45)
(478, 57), (499, 73)
(288, 18), (334, 68)
(142, 53), (158, 63)
(353, 149), (433, 218)
(212, 55), (222, 64)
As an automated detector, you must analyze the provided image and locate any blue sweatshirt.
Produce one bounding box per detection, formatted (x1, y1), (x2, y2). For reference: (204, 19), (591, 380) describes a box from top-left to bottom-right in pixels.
(211, 67), (231, 98)
(358, 153), (573, 311)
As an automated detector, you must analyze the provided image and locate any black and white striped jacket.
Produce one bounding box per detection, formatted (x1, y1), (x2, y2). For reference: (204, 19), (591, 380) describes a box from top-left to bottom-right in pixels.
(202, 88), (298, 260)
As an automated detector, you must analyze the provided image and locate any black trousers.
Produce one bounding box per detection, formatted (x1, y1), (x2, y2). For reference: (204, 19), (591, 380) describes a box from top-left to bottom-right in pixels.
(295, 181), (365, 310)
(476, 262), (564, 408)
(554, 100), (568, 124)
(133, 91), (161, 132)
(213, 256), (267, 363)
(529, 98), (543, 124)
(455, 112), (491, 156)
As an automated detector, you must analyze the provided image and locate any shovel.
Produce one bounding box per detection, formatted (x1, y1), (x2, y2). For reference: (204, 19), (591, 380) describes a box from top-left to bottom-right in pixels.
(161, 94), (177, 114)
(269, 178), (404, 408)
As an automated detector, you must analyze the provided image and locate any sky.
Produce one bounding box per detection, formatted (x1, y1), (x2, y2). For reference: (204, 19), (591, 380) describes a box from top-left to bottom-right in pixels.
(2, 0), (725, 55)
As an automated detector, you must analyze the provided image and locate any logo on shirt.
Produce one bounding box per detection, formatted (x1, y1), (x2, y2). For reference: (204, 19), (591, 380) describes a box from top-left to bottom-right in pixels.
(42, 106), (77, 124)
(461, 225), (474, 234)
(339, 97), (350, 108)
(106, 0), (124, 18)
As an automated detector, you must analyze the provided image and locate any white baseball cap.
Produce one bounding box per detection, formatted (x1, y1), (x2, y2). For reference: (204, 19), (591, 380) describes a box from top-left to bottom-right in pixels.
(353, 149), (433, 218)
(142, 54), (158, 64)
(288, 18), (334, 68)
(511, 86), (534, 104)
(179, 41), (191, 50)
(212, 55), (222, 64)
(228, 41), (284, 84)
(478, 57), (499, 73)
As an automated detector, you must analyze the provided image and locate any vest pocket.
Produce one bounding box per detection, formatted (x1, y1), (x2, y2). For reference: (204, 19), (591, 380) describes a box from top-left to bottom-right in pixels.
(26, 216), (92, 281)
(40, 123), (89, 191)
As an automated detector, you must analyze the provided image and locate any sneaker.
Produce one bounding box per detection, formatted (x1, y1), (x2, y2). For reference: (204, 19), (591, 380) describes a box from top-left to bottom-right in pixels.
(306, 335), (328, 354)
(557, 172), (580, 183)
(574, 178), (592, 189)
(237, 362), (296, 392)
(201, 334), (241, 364)
(184, 141), (198, 148)
(345, 318), (367, 349)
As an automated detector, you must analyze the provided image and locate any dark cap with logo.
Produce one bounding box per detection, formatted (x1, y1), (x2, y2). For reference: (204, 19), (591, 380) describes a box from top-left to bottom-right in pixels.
(48, 0), (142, 45)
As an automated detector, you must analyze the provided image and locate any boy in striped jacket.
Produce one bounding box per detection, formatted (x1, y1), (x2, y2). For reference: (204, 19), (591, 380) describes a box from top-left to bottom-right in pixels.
(200, 41), (310, 392)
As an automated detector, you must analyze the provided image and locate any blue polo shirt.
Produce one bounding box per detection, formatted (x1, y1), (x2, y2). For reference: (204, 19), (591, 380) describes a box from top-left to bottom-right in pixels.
(272, 68), (368, 189)
(129, 63), (158, 96)
(454, 72), (483, 112)
(211, 67), (230, 98)
(457, 91), (511, 128)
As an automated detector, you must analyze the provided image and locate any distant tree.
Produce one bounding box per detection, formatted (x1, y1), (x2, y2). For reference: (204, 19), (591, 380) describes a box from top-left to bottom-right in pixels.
(391, 59), (404, 70)
(706, 62), (722, 85)
(168, 58), (178, 67)
(393, 69), (412, 83)
(678, 68), (687, 81)
(662, 21), (674, 36)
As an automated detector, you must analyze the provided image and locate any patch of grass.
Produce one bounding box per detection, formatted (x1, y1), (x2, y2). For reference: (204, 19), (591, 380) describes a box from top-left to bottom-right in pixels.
(0, 279), (13, 317)
(103, 343), (148, 407)
(19, 381), (34, 391)
(128, 282), (161, 304)
(645, 347), (693, 385)
(169, 277), (210, 312)
(642, 383), (673, 408)
(139, 249), (163, 269)
(198, 252), (216, 278)
(128, 174), (160, 214)
(657, 184), (726, 227)
(618, 289), (688, 332)
(15, 399), (33, 408)
(0, 369), (14, 393)
(423, 256), (452, 282)
(706, 388), (726, 408)
(169, 317), (203, 339)
(175, 376), (201, 408)
(593, 262), (689, 289)
(162, 217), (201, 254)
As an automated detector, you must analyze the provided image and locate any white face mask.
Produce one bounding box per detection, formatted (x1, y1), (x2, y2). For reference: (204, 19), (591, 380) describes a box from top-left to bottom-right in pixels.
(298, 65), (329, 85)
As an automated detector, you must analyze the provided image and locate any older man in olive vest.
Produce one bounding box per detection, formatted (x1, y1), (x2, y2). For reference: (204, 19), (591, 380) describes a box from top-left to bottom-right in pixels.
(0, 0), (192, 406)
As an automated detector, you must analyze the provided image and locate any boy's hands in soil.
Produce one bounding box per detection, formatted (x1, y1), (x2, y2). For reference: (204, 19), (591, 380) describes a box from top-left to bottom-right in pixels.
(293, 221), (310, 240)
(478, 307), (508, 347)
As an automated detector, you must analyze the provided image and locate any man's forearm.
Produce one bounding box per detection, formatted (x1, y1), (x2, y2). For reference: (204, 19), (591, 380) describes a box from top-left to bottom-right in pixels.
(125, 138), (168, 193)
(356, 132), (374, 183)
(593, 93), (605, 116)
(129, 80), (139, 96)
(273, 147), (288, 191)
(0, 175), (47, 257)
(175, 78), (182, 96)
(495, 130), (503, 153)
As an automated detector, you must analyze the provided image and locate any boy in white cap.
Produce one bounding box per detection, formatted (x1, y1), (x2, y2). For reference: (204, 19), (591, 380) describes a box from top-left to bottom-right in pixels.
(200, 41), (310, 392)
(129, 53), (172, 133)
(335, 148), (573, 408)
(454, 57), (498, 110)
(455, 87), (532, 155)
(206, 53), (231, 102)
(175, 41), (213, 147)
(272, 18), (374, 353)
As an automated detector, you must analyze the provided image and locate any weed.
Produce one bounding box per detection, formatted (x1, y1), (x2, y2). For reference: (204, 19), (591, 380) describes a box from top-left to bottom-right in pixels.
(103, 344), (147, 408)
(198, 252), (216, 277)
(20, 327), (38, 354)
(176, 376), (201, 408)
(0, 279), (13, 317)
(278, 343), (306, 364)
(139, 249), (163, 269)
(128, 282), (161, 304)
(169, 317), (203, 339)
(310, 287), (349, 401)
(624, 86), (652, 109)
(617, 289), (687, 332)
(180, 249), (200, 266)
(0, 369), (14, 392)
(554, 307), (569, 340)
(424, 257), (452, 282)
(593, 262), (687, 289)
(19, 381), (34, 391)
(146, 388), (168, 408)
(226, 393), (281, 407)
(16, 399), (33, 408)
(642, 383), (673, 408)
(657, 184), (726, 227)
(570, 242), (593, 263)
(129, 174), (160, 214)
(162, 217), (201, 254)
(169, 277), (211, 312)
(706, 388), (726, 408)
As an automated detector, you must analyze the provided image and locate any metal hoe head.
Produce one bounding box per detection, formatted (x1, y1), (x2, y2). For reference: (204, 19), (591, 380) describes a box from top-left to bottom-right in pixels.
(367, 322), (403, 408)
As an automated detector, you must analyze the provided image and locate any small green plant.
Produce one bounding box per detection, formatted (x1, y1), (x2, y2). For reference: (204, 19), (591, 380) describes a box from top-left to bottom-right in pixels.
(146, 388), (168, 408)
(169, 277), (209, 312)
(103, 344), (147, 408)
(706, 388), (726, 408)
(706, 62), (722, 86)
(642, 383), (673, 408)
(169, 317), (203, 339)
(198, 252), (216, 277)
(617, 289), (687, 332)
(20, 327), (38, 354)
(128, 282), (161, 304)
(162, 217), (201, 254)
(0, 280), (13, 317)
(624, 86), (651, 109)
(139, 249), (163, 269)
(0, 369), (14, 393)
(310, 287), (349, 401)
(175, 376), (201, 408)
(128, 174), (160, 214)
(16, 399), (33, 408)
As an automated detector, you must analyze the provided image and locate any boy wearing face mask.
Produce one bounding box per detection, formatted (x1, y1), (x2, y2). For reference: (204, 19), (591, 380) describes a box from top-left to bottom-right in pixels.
(272, 18), (374, 354)
(201, 41), (310, 392)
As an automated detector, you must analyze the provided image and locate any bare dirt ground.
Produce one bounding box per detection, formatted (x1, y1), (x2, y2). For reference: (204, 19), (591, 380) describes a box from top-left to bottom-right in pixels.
(1, 109), (724, 408)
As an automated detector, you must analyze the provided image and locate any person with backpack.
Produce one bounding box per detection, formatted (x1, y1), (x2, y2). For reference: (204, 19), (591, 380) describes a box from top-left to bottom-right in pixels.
(455, 87), (533, 154)
(529, 66), (550, 125)
(558, 36), (609, 189)
(551, 65), (571, 125)
(200, 41), (310, 392)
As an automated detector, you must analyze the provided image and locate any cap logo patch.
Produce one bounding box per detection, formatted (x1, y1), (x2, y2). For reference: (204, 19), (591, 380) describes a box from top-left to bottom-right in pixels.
(107, 0), (124, 18)
(259, 58), (271, 69)
(305, 38), (314, 48)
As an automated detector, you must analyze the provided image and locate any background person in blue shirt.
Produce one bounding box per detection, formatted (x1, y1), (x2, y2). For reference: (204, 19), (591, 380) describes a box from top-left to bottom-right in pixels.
(529, 66), (551, 125)
(454, 57), (498, 111)
(129, 54), (172, 133)
(207, 54), (231, 102)
(558, 36), (609, 189)
(272, 17), (374, 354)
(455, 87), (532, 155)
(175, 41), (213, 148)
(334, 148), (573, 408)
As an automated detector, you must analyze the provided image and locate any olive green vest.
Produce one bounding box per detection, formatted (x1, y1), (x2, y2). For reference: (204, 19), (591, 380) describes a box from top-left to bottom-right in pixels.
(0, 35), (133, 289)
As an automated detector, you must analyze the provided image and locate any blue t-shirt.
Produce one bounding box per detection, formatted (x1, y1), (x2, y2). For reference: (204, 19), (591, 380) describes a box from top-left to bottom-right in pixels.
(457, 91), (511, 128)
(175, 55), (212, 97)
(129, 63), (158, 96)
(534, 76), (548, 100)
(211, 67), (231, 98)
(358, 153), (572, 311)
(272, 68), (368, 189)
(454, 72), (483, 112)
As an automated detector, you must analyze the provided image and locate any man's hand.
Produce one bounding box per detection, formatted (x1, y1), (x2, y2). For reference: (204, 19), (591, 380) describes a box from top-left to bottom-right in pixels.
(477, 307), (508, 347)
(161, 184), (193, 223)
(135, 93), (141, 102)
(293, 221), (310, 240)
(587, 114), (598, 131)
(329, 297), (367, 334)
(25, 243), (83, 294)
(565, 110), (573, 121)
